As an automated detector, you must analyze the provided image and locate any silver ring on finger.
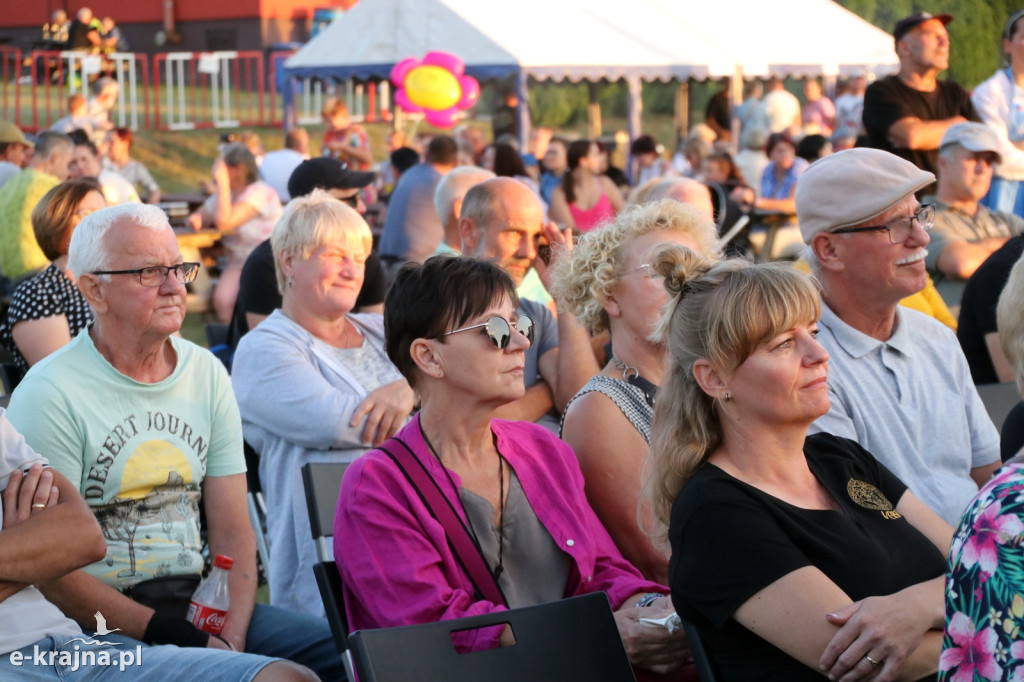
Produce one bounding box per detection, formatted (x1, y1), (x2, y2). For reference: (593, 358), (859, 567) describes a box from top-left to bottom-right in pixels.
(864, 655), (882, 668)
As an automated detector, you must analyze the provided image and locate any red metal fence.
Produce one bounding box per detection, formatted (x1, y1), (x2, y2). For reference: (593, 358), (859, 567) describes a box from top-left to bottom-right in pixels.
(2, 49), (389, 132)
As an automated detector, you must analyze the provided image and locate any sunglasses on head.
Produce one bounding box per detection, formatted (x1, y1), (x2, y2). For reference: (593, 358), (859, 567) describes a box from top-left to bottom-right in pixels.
(441, 315), (535, 349)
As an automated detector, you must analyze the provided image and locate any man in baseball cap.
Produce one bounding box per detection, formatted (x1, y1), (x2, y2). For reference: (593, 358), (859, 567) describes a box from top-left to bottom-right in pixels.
(285, 156), (375, 201)
(797, 147), (1000, 526)
(226, 157), (383, 359)
(0, 121), (32, 190)
(862, 10), (979, 188)
(924, 122), (1024, 311)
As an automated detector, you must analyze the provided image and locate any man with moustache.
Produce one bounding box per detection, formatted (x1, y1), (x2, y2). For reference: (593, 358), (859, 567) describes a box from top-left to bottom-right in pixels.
(458, 177), (598, 427)
(862, 12), (979, 190)
(797, 148), (1000, 526)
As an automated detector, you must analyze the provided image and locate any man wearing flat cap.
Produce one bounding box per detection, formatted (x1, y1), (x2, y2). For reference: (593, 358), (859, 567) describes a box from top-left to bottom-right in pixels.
(924, 122), (1024, 311)
(798, 147), (1000, 526)
(862, 12), (979, 189)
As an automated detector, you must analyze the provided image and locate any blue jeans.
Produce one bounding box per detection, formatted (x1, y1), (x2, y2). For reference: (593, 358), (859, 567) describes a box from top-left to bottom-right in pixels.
(246, 603), (344, 680)
(0, 605), (343, 681)
(0, 635), (273, 681)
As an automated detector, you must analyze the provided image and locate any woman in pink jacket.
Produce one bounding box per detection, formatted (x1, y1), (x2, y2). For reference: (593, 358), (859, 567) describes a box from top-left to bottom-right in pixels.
(334, 255), (688, 677)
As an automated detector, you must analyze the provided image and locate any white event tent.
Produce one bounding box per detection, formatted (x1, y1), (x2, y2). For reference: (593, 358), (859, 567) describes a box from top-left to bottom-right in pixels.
(283, 0), (900, 143)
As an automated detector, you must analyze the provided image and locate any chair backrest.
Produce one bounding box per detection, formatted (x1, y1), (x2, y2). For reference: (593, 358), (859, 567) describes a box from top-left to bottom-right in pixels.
(976, 381), (1020, 431)
(682, 618), (721, 682)
(348, 592), (636, 682)
(314, 560), (349, 655)
(301, 461), (354, 678)
(301, 461), (350, 560)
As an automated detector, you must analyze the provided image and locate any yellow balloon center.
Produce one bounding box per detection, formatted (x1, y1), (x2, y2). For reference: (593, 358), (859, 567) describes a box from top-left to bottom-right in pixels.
(406, 65), (461, 110)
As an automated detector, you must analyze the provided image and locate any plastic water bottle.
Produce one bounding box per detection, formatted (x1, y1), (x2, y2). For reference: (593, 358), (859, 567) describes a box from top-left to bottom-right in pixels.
(187, 554), (233, 635)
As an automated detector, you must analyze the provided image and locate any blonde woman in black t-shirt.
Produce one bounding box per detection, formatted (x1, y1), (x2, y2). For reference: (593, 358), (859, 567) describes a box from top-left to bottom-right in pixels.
(647, 251), (952, 682)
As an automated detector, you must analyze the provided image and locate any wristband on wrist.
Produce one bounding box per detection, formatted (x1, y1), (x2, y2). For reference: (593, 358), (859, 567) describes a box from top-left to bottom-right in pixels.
(142, 613), (211, 648)
(635, 592), (662, 608)
(211, 633), (236, 651)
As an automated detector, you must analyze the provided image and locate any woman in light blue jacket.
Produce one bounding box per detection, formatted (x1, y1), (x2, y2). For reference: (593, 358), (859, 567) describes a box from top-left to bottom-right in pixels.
(232, 189), (414, 617)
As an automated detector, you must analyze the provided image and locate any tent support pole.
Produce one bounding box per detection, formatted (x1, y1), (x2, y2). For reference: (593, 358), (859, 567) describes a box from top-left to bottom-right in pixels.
(283, 76), (297, 131)
(674, 80), (689, 150)
(587, 81), (601, 140)
(626, 75), (642, 184)
(731, 65), (743, 155)
(516, 71), (530, 152)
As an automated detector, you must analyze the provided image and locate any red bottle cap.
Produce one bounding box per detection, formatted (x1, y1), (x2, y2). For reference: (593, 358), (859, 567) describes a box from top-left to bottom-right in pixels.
(213, 554), (234, 570)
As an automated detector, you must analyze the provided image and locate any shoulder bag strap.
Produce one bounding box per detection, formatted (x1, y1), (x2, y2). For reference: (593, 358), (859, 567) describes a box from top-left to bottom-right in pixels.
(377, 438), (507, 607)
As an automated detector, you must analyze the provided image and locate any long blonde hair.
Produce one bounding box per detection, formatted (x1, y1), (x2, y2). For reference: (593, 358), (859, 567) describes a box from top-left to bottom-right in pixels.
(647, 249), (821, 525)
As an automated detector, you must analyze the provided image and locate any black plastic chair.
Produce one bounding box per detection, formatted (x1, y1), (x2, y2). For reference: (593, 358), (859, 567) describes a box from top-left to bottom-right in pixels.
(682, 618), (722, 682)
(347, 592), (636, 682)
(301, 461), (350, 563)
(301, 461), (353, 676)
(243, 441), (270, 586)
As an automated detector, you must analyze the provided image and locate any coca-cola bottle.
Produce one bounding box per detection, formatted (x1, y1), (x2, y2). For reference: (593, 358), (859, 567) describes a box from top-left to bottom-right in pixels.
(187, 554), (232, 635)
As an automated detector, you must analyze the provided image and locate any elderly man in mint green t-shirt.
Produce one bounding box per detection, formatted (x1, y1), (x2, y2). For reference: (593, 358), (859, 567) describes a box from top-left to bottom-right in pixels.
(6, 203), (337, 680)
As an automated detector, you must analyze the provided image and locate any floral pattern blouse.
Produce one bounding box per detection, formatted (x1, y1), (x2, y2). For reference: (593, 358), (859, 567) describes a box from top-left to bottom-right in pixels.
(940, 461), (1024, 682)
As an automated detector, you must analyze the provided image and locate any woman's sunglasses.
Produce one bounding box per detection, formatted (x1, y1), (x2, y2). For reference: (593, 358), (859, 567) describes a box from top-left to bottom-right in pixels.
(441, 315), (535, 349)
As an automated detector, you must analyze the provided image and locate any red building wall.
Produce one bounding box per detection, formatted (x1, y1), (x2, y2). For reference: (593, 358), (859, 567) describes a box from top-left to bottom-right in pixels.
(0, 0), (355, 29)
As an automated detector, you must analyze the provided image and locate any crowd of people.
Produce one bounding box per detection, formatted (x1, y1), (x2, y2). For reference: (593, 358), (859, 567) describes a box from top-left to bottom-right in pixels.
(5, 7), (1024, 682)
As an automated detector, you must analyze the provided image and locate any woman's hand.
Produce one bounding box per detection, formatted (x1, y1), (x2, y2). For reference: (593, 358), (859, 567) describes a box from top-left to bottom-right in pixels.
(351, 380), (415, 447)
(186, 212), (203, 231)
(614, 604), (690, 675)
(533, 221), (572, 291)
(731, 186), (755, 206)
(211, 159), (230, 190)
(818, 594), (932, 682)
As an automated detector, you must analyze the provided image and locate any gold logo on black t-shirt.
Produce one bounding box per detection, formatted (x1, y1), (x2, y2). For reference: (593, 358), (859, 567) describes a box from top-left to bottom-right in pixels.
(847, 479), (902, 520)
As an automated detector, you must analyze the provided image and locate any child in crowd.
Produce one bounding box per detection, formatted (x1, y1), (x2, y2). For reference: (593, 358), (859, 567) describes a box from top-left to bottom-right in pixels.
(320, 98), (372, 170)
(49, 94), (97, 144)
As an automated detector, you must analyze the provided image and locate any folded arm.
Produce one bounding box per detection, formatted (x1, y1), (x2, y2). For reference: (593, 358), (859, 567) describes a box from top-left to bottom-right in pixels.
(888, 116), (968, 151)
(734, 566), (941, 682)
(1, 465), (105, 602)
(936, 238), (1009, 280)
(233, 328), (379, 450)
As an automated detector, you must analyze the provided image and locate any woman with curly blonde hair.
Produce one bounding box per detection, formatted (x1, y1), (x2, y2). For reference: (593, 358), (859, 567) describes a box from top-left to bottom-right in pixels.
(650, 250), (951, 681)
(549, 199), (716, 583)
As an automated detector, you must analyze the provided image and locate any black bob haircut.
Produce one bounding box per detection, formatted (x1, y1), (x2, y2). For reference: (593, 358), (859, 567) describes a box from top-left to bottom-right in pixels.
(384, 255), (519, 388)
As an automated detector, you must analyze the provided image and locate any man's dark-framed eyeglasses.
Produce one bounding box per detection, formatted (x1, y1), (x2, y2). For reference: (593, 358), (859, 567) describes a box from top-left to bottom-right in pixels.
(830, 204), (935, 244)
(441, 315), (535, 349)
(91, 262), (201, 287)
(338, 194), (360, 209)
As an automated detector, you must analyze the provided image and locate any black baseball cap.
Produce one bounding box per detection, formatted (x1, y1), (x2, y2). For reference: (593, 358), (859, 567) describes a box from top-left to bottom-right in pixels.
(287, 157), (376, 198)
(893, 12), (953, 42)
